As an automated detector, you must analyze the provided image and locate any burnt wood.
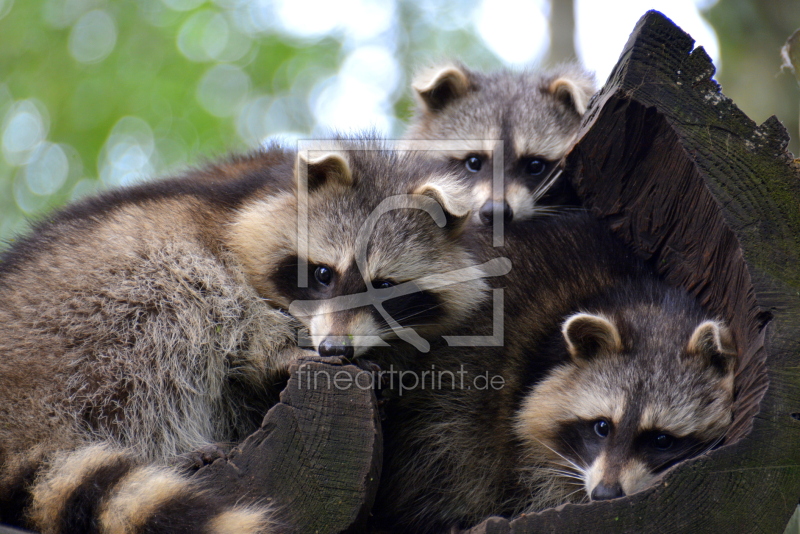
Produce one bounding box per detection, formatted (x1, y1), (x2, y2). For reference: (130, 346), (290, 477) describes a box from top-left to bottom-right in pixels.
(193, 356), (382, 534)
(464, 10), (800, 534)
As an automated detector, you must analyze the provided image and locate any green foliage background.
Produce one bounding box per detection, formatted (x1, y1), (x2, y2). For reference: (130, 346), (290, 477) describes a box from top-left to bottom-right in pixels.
(0, 0), (506, 244)
(0, 0), (798, 247)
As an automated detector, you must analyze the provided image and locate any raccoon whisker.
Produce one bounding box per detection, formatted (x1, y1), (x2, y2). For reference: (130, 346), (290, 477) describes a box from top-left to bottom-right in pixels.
(545, 464), (585, 482)
(546, 461), (583, 475)
(526, 435), (586, 474)
(529, 167), (564, 204)
(530, 207), (565, 218)
(706, 435), (726, 452)
(553, 437), (589, 472)
(542, 469), (585, 483)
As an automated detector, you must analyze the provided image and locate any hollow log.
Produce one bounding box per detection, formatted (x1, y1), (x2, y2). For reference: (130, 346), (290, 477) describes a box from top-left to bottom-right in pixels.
(464, 10), (800, 534)
(193, 356), (382, 534)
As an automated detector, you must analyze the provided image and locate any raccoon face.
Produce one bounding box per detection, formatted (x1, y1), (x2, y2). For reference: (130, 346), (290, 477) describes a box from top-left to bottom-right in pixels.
(515, 311), (737, 504)
(229, 145), (488, 359)
(405, 63), (595, 225)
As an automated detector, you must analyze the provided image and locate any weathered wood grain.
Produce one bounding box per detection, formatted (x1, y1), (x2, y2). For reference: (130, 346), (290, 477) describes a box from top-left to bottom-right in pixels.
(194, 356), (382, 534)
(465, 10), (800, 533)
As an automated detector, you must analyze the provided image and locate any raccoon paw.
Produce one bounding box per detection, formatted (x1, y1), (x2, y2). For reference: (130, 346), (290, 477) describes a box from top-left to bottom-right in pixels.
(178, 443), (231, 472)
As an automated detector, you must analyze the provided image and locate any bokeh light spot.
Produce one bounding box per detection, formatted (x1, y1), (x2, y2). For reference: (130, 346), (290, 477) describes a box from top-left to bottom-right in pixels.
(2, 100), (49, 166)
(177, 9), (229, 62)
(14, 170), (50, 214)
(99, 116), (156, 187)
(25, 142), (69, 195)
(473, 0), (548, 65)
(0, 0), (14, 21)
(311, 46), (399, 134)
(68, 9), (118, 64)
(196, 64), (250, 117)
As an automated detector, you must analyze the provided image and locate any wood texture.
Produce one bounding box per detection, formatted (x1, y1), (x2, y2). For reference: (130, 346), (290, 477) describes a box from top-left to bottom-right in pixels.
(465, 10), (800, 534)
(193, 356), (382, 534)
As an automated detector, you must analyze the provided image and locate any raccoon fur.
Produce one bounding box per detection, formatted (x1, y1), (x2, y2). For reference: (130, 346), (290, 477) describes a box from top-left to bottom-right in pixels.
(515, 281), (736, 505)
(404, 62), (595, 225)
(0, 139), (487, 533)
(372, 212), (737, 533)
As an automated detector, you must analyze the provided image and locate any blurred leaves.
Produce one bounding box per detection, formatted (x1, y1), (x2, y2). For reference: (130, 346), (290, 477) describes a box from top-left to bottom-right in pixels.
(0, 0), (350, 241)
(0, 0), (503, 245)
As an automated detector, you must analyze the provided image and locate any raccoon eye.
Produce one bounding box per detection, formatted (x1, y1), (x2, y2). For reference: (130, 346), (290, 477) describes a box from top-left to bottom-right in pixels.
(464, 155), (483, 172)
(594, 419), (610, 438)
(525, 158), (547, 176)
(653, 433), (675, 450)
(373, 280), (395, 290)
(314, 266), (333, 286)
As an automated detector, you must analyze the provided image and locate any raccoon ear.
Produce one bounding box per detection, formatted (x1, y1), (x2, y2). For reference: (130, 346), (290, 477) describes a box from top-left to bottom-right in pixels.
(413, 180), (472, 233)
(562, 313), (623, 362)
(549, 76), (594, 116)
(297, 151), (352, 192)
(412, 64), (470, 113)
(686, 320), (737, 375)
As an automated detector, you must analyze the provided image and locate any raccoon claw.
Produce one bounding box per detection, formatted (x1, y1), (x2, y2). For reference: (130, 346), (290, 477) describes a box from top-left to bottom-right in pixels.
(179, 443), (230, 471)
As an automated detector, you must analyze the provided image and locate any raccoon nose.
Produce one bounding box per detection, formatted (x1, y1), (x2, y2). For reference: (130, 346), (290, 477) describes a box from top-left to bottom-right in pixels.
(317, 337), (354, 359)
(591, 482), (625, 501)
(479, 201), (513, 226)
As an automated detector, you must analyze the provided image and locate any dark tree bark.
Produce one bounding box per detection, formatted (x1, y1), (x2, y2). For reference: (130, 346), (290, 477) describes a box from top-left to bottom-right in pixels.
(193, 356), (382, 534)
(464, 10), (800, 534)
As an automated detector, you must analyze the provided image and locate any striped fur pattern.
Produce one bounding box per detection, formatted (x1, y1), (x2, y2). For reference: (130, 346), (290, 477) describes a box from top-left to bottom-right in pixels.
(0, 138), (487, 532)
(373, 212), (737, 533)
(28, 443), (274, 534)
(404, 62), (596, 225)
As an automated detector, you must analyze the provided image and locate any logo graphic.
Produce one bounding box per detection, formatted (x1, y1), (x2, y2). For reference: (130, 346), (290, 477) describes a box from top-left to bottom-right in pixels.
(289, 139), (510, 352)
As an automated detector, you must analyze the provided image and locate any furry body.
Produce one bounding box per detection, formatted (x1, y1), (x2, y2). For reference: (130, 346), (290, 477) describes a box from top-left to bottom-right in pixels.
(373, 212), (736, 533)
(404, 63), (595, 224)
(0, 141), (486, 533)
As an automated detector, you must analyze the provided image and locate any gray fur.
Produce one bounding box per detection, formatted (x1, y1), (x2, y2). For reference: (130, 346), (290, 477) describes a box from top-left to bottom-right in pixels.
(405, 62), (596, 224)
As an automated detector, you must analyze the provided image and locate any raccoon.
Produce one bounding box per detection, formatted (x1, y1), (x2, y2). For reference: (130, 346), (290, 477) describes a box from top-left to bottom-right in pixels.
(404, 62), (595, 225)
(0, 140), (487, 533)
(515, 281), (736, 505)
(372, 212), (736, 533)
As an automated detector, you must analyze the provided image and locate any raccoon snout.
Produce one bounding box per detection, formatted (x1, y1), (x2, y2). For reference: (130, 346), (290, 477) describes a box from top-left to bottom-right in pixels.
(318, 336), (355, 359)
(590, 482), (625, 501)
(479, 200), (513, 225)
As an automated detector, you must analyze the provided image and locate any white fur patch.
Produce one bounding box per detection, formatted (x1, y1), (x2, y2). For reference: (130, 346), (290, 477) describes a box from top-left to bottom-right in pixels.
(209, 506), (276, 534)
(585, 453), (606, 498)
